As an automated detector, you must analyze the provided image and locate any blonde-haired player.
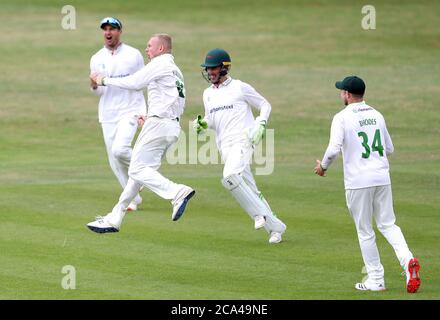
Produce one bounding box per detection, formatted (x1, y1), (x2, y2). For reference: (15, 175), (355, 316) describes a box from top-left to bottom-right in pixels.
(87, 34), (195, 233)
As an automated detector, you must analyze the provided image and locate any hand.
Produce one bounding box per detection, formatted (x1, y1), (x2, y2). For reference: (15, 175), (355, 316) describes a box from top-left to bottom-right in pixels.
(314, 159), (327, 177)
(249, 116), (266, 145)
(89, 73), (98, 89)
(137, 115), (146, 127)
(192, 115), (208, 134)
(90, 73), (106, 86)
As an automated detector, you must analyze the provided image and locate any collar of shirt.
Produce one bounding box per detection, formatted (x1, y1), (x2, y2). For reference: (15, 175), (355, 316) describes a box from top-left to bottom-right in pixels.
(150, 53), (174, 62)
(104, 42), (124, 55)
(346, 100), (366, 109)
(211, 76), (232, 89)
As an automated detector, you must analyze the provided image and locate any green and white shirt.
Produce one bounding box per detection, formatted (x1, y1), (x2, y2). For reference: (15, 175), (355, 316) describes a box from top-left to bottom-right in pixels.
(321, 101), (394, 190)
(104, 53), (185, 121)
(90, 43), (146, 123)
(202, 77), (271, 150)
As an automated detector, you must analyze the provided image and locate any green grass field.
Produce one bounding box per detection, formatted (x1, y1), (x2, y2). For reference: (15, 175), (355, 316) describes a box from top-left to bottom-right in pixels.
(0, 0), (439, 300)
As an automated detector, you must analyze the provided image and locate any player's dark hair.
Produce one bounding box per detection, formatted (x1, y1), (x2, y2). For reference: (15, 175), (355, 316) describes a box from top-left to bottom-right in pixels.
(351, 93), (364, 99)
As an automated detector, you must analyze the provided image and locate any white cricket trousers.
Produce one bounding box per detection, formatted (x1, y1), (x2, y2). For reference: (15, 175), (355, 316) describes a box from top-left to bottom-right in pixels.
(221, 136), (286, 234)
(108, 117), (189, 224)
(345, 185), (413, 282)
(101, 114), (138, 189)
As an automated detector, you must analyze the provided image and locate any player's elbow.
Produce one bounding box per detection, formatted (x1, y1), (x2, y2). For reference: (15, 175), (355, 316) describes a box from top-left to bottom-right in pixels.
(258, 101), (271, 122)
(132, 83), (145, 91)
(386, 146), (394, 155)
(263, 101), (271, 114)
(264, 101), (272, 112)
(326, 146), (341, 161)
(112, 145), (131, 163)
(128, 83), (145, 91)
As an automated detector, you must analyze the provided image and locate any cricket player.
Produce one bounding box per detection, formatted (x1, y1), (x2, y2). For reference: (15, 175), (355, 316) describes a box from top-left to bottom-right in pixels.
(193, 48), (287, 244)
(86, 34), (195, 233)
(314, 76), (420, 293)
(90, 17), (145, 211)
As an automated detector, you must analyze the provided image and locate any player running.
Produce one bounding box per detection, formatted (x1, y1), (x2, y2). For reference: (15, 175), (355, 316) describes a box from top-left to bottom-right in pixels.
(87, 34), (195, 233)
(193, 48), (287, 244)
(314, 76), (421, 293)
(90, 17), (145, 211)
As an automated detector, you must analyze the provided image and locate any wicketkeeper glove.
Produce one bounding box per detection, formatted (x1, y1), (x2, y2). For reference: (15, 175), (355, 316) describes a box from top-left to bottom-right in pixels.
(249, 116), (267, 145)
(192, 115), (208, 134)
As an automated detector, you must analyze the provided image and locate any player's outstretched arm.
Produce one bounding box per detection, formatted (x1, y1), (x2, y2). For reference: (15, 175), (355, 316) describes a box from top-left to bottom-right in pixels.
(92, 61), (158, 91)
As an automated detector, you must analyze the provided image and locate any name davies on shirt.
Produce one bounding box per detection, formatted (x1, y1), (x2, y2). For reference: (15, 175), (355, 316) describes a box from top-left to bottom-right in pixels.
(210, 104), (234, 114)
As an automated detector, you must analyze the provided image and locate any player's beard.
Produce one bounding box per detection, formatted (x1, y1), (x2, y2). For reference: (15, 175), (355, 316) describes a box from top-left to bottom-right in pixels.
(344, 97), (349, 106)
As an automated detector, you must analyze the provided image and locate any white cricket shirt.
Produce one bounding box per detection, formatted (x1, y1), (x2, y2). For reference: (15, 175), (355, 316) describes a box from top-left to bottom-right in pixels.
(90, 43), (147, 123)
(321, 101), (394, 190)
(104, 53), (185, 120)
(202, 77), (271, 150)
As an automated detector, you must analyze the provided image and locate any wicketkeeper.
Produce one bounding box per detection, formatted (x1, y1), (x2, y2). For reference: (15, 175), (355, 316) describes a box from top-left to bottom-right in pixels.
(194, 48), (287, 244)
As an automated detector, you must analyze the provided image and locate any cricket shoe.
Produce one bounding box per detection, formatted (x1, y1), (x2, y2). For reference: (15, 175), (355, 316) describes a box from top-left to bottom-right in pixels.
(127, 195), (143, 212)
(355, 278), (386, 291)
(268, 231), (283, 244)
(406, 258), (421, 293)
(86, 215), (119, 234)
(254, 215), (266, 230)
(171, 187), (195, 221)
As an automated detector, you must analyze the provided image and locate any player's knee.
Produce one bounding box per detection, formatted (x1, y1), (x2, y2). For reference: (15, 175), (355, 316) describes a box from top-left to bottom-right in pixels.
(128, 164), (142, 179)
(221, 173), (244, 191)
(112, 145), (131, 162)
(358, 230), (376, 242)
(222, 168), (243, 180)
(377, 222), (398, 234)
(128, 164), (155, 180)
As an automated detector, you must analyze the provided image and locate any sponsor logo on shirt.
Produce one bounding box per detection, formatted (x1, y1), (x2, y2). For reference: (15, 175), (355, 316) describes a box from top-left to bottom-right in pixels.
(108, 74), (130, 78)
(353, 107), (373, 113)
(210, 104), (234, 114)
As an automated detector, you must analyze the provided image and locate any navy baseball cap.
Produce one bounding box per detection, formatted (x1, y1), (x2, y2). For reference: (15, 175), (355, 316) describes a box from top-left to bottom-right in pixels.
(335, 76), (366, 95)
(100, 17), (122, 30)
